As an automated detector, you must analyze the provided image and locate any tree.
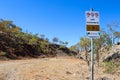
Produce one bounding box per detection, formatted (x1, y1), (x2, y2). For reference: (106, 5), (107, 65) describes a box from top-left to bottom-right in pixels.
(114, 32), (120, 43)
(21, 32), (33, 44)
(94, 30), (112, 66)
(40, 41), (48, 54)
(79, 37), (90, 66)
(40, 34), (45, 40)
(53, 37), (59, 43)
(64, 41), (68, 46)
(59, 41), (68, 47)
(45, 38), (49, 42)
(0, 19), (22, 34)
(0, 19), (13, 33)
(29, 34), (39, 45)
(59, 40), (64, 45)
(69, 44), (79, 53)
(70, 45), (76, 51)
(107, 22), (119, 45)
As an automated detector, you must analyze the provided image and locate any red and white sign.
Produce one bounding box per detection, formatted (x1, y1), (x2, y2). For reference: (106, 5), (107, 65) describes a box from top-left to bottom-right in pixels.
(86, 11), (99, 25)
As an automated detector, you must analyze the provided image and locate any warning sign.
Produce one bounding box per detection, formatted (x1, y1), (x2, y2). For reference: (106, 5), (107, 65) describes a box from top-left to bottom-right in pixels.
(86, 25), (100, 31)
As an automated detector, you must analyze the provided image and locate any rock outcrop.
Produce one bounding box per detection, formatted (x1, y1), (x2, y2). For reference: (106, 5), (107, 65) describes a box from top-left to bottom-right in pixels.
(103, 45), (120, 62)
(0, 32), (77, 60)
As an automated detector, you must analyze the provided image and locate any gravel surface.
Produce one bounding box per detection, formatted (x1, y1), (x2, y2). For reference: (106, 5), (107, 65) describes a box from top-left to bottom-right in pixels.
(0, 58), (119, 80)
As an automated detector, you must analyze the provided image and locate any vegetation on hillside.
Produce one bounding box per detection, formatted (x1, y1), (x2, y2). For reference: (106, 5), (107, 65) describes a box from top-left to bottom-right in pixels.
(0, 19), (76, 59)
(70, 22), (120, 72)
(103, 61), (120, 74)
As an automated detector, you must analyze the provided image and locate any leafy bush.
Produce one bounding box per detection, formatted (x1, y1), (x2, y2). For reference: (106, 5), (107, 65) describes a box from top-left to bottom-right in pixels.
(40, 41), (49, 54)
(0, 51), (7, 56)
(59, 45), (65, 48)
(103, 61), (120, 73)
(28, 34), (38, 45)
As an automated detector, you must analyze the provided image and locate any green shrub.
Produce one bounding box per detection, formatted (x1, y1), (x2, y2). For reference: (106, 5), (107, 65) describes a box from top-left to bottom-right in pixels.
(59, 45), (65, 48)
(103, 61), (120, 73)
(40, 41), (49, 54)
(0, 51), (7, 56)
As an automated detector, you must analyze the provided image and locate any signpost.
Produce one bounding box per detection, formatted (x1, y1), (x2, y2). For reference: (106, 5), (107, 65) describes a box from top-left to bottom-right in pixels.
(86, 9), (100, 38)
(85, 8), (100, 80)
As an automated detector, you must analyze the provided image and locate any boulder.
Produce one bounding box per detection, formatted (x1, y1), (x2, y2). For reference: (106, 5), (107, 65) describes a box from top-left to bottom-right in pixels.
(103, 45), (120, 62)
(103, 52), (120, 62)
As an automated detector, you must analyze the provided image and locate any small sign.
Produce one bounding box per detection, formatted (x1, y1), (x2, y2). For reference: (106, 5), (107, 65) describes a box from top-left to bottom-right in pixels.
(86, 25), (100, 31)
(86, 31), (100, 36)
(86, 29), (100, 38)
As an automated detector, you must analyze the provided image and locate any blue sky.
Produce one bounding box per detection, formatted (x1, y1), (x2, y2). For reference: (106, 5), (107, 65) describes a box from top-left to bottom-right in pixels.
(0, 0), (120, 47)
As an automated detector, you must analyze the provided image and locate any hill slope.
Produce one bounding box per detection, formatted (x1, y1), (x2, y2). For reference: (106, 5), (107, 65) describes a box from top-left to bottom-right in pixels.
(0, 20), (77, 60)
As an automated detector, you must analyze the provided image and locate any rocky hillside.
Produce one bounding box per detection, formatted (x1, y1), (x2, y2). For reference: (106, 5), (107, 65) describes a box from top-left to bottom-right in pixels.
(76, 44), (120, 63)
(0, 32), (77, 60)
(0, 20), (77, 60)
(103, 45), (120, 62)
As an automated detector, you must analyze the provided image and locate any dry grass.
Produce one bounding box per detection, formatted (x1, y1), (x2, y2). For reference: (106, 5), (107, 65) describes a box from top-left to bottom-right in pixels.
(0, 58), (119, 80)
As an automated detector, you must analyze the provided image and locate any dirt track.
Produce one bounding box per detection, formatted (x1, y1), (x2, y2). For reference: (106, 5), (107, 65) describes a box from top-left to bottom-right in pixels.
(0, 58), (119, 80)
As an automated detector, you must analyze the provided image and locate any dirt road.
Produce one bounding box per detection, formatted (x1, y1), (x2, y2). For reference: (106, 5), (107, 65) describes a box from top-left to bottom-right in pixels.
(0, 58), (119, 80)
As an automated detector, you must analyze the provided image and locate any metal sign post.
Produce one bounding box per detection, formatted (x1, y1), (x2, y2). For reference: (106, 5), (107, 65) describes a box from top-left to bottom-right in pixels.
(91, 38), (94, 80)
(90, 8), (94, 80)
(85, 8), (100, 80)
